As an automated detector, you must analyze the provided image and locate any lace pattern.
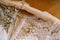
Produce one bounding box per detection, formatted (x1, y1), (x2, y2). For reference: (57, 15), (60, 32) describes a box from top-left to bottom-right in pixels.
(0, 4), (60, 40)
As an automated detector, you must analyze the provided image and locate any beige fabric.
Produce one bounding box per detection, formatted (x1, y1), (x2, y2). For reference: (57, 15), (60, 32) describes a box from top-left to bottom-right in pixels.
(9, 12), (60, 40)
(0, 4), (60, 40)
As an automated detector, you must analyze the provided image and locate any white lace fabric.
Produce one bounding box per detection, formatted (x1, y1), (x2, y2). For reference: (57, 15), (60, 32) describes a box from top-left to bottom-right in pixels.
(9, 12), (60, 40)
(0, 4), (60, 40)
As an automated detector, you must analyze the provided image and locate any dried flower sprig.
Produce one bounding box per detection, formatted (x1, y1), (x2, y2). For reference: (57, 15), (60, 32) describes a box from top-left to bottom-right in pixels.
(0, 0), (59, 24)
(0, 4), (18, 32)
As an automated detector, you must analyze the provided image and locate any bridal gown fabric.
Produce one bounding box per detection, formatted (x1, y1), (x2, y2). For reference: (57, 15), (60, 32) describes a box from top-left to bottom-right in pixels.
(0, 4), (60, 40)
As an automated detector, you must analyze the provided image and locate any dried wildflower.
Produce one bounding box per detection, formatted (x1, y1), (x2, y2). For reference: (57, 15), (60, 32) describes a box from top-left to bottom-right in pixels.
(0, 4), (18, 32)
